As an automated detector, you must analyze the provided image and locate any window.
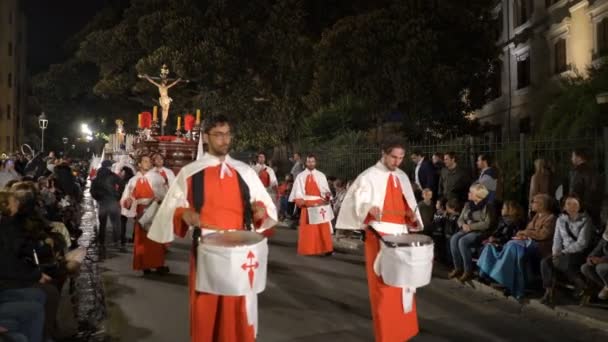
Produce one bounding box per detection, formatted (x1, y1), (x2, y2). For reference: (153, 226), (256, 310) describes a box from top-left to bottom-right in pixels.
(8, 42), (12, 57)
(6, 104), (11, 120)
(598, 18), (608, 57)
(517, 56), (531, 89)
(554, 39), (568, 73)
(490, 61), (502, 99)
(514, 0), (533, 27)
(7, 73), (12, 88)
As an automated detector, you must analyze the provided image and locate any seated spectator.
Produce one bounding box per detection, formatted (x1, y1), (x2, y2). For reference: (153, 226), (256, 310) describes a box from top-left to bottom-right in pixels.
(477, 194), (556, 299)
(484, 200), (525, 248)
(448, 184), (494, 282)
(581, 223), (608, 301)
(2, 185), (61, 338)
(418, 188), (435, 235)
(540, 194), (593, 306)
(432, 198), (461, 265)
(0, 288), (46, 342)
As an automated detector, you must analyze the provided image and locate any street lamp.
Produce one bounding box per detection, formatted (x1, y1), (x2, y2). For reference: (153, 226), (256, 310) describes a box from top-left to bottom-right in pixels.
(38, 112), (48, 152)
(62, 137), (68, 156)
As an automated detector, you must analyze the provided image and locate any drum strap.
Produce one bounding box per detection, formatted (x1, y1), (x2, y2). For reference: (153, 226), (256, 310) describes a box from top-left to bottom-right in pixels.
(236, 172), (254, 231)
(192, 169), (205, 259)
(190, 169), (255, 260)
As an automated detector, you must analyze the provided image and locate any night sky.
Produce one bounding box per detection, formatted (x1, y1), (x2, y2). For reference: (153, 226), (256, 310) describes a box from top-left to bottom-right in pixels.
(25, 0), (109, 74)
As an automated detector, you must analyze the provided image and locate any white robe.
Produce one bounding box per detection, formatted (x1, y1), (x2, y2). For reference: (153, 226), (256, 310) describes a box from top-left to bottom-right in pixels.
(120, 171), (166, 218)
(252, 163), (278, 188)
(335, 161), (423, 232)
(147, 153), (278, 244)
(288, 169), (332, 202)
(155, 166), (176, 187)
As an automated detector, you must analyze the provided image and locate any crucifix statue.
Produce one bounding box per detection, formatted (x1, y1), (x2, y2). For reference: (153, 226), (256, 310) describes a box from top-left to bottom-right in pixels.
(138, 64), (189, 135)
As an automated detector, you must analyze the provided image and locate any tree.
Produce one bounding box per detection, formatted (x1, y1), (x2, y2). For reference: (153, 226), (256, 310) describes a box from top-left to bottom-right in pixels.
(310, 0), (499, 141)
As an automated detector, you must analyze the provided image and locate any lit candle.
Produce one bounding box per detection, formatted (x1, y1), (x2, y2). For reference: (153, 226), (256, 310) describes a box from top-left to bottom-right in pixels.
(153, 106), (158, 121)
(177, 116), (181, 130)
(138, 114), (142, 128)
(196, 109), (201, 124)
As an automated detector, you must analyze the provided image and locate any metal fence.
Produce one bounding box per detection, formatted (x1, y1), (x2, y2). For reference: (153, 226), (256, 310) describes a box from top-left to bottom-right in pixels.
(235, 128), (608, 206)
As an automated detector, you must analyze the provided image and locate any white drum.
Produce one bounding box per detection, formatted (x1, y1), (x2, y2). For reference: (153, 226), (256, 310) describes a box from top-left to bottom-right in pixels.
(195, 230), (268, 296)
(374, 234), (434, 288)
(307, 204), (334, 224)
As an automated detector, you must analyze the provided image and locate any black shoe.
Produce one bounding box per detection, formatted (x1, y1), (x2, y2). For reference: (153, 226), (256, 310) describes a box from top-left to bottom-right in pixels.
(143, 269), (153, 275)
(156, 266), (170, 275)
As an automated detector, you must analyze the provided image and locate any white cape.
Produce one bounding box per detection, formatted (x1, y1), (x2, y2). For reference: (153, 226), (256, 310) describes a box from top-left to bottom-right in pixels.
(147, 154), (278, 244)
(156, 166), (177, 187)
(288, 169), (332, 202)
(120, 171), (166, 218)
(252, 163), (278, 188)
(335, 161), (423, 231)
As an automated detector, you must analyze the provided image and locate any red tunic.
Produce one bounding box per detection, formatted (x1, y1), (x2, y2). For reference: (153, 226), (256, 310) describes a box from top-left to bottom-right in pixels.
(125, 177), (166, 270)
(173, 165), (255, 342)
(365, 174), (419, 342)
(296, 174), (333, 255)
(258, 168), (270, 188)
(159, 169), (168, 185)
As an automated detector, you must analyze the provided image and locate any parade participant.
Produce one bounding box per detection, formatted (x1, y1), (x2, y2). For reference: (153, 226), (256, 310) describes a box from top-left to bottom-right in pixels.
(151, 152), (176, 190)
(336, 138), (424, 342)
(148, 114), (277, 342)
(288, 154), (334, 256)
(120, 154), (168, 275)
(252, 152), (278, 205)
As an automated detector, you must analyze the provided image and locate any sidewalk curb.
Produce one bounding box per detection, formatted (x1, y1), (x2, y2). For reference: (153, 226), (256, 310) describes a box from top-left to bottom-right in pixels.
(470, 279), (608, 332)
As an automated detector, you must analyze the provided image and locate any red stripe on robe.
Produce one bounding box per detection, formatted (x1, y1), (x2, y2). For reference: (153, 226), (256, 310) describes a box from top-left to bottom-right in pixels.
(258, 168), (271, 188)
(365, 174), (419, 342)
(296, 174), (333, 255)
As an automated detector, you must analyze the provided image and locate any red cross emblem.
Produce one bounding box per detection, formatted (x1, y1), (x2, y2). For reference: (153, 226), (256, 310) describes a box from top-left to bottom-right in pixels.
(241, 251), (259, 288)
(319, 208), (327, 220)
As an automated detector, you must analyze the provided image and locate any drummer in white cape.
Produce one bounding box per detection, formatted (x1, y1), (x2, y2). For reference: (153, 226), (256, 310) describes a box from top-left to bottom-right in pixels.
(152, 152), (176, 190)
(147, 114), (277, 342)
(336, 138), (433, 342)
(252, 152), (278, 206)
(120, 154), (169, 274)
(288, 154), (334, 256)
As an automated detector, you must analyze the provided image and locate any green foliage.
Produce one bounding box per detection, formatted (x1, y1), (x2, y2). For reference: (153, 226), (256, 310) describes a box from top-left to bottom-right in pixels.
(537, 64), (608, 138)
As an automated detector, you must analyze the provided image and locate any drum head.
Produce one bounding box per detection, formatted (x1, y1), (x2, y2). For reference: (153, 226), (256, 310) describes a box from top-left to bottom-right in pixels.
(202, 230), (264, 247)
(383, 234), (433, 247)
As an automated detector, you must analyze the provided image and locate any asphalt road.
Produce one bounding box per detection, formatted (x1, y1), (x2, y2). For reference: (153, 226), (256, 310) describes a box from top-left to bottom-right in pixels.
(100, 227), (608, 342)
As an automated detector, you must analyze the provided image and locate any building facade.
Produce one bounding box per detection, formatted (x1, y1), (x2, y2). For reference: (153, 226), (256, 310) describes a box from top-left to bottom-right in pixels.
(0, 0), (27, 154)
(476, 0), (606, 140)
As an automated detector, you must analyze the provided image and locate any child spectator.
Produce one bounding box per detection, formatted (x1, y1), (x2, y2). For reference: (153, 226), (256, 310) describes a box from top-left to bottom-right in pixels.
(418, 188), (435, 235)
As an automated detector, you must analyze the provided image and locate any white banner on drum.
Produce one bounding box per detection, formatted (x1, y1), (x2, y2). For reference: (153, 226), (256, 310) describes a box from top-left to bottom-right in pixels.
(195, 240), (268, 295)
(307, 204), (334, 225)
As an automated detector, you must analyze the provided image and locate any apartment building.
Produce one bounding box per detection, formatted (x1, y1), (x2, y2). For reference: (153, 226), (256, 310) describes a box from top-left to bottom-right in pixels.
(0, 0), (27, 153)
(476, 0), (606, 139)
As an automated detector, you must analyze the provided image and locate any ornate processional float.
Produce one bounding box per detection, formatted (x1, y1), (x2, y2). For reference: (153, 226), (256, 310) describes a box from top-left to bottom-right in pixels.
(103, 65), (203, 174)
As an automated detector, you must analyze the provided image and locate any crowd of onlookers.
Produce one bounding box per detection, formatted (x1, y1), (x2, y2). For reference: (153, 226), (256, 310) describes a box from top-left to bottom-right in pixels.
(0, 152), (90, 342)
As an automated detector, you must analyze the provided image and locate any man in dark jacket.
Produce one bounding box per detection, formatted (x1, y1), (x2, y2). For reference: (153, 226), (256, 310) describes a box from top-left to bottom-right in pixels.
(91, 160), (123, 249)
(438, 152), (471, 203)
(570, 149), (601, 226)
(411, 151), (438, 200)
